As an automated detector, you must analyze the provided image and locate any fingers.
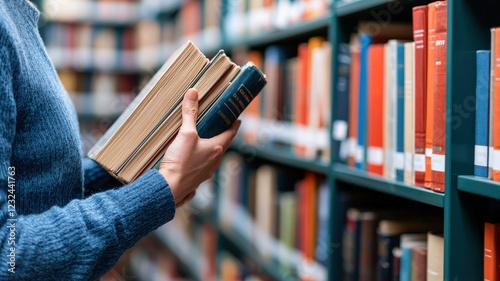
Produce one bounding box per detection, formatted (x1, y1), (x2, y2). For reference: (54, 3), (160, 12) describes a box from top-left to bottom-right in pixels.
(180, 88), (199, 134)
(207, 119), (241, 149)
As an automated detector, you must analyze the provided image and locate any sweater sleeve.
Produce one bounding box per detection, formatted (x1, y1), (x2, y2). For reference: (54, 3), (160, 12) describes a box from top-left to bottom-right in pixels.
(83, 157), (124, 197)
(0, 48), (176, 280)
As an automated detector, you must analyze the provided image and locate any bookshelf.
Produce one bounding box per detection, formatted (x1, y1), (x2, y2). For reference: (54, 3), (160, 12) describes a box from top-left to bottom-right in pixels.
(37, 0), (500, 280)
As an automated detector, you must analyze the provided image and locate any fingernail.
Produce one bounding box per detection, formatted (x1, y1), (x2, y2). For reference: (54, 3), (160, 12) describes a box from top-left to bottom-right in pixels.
(186, 89), (197, 101)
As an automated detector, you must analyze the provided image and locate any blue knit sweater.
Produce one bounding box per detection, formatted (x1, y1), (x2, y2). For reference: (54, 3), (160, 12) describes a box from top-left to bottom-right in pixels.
(0, 1), (176, 280)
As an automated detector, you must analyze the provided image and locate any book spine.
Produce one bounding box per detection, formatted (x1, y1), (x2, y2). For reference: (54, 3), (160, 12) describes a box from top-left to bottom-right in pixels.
(425, 2), (438, 189)
(411, 246), (427, 281)
(400, 247), (412, 281)
(403, 42), (415, 185)
(333, 43), (351, 164)
(430, 1), (447, 192)
(412, 5), (428, 186)
(489, 29), (496, 179)
(395, 43), (406, 181)
(359, 214), (378, 281)
(377, 233), (400, 281)
(357, 34), (372, 170)
(197, 63), (267, 138)
(348, 37), (361, 167)
(484, 222), (500, 281)
(427, 232), (444, 281)
(493, 28), (500, 181)
(475, 50), (491, 178)
(367, 44), (385, 175)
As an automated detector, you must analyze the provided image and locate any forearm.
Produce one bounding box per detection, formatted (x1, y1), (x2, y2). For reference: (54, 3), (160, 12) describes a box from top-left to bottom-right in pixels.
(0, 169), (175, 281)
(83, 158), (123, 197)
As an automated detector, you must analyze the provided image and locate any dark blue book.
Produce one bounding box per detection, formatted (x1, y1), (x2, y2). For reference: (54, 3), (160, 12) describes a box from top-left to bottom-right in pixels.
(357, 34), (372, 170)
(395, 42), (405, 181)
(333, 43), (351, 164)
(198, 62), (267, 138)
(475, 50), (491, 177)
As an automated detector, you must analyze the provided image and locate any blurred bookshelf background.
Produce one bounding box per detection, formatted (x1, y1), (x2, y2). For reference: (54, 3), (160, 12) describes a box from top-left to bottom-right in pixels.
(35, 0), (500, 280)
(38, 0), (331, 280)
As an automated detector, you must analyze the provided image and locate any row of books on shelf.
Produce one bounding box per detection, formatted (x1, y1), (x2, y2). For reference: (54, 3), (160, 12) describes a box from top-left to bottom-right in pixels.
(224, 0), (330, 41)
(341, 201), (444, 281)
(153, 207), (218, 281)
(42, 0), (183, 23)
(234, 37), (331, 162)
(58, 71), (138, 117)
(44, 17), (219, 71)
(332, 2), (448, 192)
(128, 234), (195, 281)
(44, 0), (221, 70)
(474, 28), (500, 182)
(217, 152), (328, 280)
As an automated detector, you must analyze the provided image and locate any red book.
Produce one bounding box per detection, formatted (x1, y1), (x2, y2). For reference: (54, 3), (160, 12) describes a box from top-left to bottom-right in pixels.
(431, 1), (447, 192)
(492, 28), (500, 181)
(484, 222), (500, 281)
(366, 44), (385, 175)
(348, 35), (360, 167)
(425, 2), (440, 189)
(412, 5), (428, 187)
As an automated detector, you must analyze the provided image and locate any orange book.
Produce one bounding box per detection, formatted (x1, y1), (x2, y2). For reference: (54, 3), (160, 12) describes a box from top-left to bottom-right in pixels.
(484, 222), (500, 281)
(424, 2), (440, 189)
(295, 43), (310, 157)
(492, 28), (500, 181)
(431, 2), (447, 192)
(366, 44), (385, 175)
(348, 35), (360, 167)
(243, 50), (263, 144)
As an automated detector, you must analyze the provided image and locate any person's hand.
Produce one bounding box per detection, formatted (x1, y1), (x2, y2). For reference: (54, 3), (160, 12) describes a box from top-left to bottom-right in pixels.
(159, 88), (240, 208)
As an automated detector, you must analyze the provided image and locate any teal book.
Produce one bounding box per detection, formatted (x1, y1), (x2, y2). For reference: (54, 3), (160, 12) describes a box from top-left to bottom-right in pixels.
(357, 34), (371, 170)
(197, 63), (267, 138)
(474, 50), (491, 177)
(395, 42), (405, 181)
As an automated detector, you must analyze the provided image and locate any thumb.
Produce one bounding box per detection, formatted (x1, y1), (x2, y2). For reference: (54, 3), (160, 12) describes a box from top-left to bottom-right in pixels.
(180, 88), (199, 132)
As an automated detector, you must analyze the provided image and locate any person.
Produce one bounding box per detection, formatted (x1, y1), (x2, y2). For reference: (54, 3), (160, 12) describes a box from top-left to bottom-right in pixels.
(0, 1), (240, 280)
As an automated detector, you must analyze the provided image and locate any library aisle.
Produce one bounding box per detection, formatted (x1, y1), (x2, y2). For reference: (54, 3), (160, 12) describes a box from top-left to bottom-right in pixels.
(35, 0), (500, 280)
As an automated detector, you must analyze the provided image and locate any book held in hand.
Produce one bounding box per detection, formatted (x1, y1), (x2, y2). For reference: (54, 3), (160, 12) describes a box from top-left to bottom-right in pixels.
(88, 41), (267, 183)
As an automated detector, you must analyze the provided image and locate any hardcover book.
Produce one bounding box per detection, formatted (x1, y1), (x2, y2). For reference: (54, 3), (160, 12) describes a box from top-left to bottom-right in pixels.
(412, 5), (428, 186)
(475, 50), (491, 177)
(88, 41), (267, 183)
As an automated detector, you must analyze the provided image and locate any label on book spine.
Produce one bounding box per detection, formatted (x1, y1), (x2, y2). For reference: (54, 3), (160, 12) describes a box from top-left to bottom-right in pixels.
(333, 120), (348, 141)
(431, 154), (445, 172)
(414, 154), (426, 172)
(493, 149), (500, 170)
(404, 152), (413, 172)
(355, 145), (364, 163)
(394, 152), (405, 170)
(367, 147), (384, 165)
(474, 145), (488, 167)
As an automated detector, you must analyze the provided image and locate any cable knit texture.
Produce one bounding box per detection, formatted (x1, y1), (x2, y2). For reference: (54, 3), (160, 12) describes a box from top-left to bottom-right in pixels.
(0, 1), (176, 280)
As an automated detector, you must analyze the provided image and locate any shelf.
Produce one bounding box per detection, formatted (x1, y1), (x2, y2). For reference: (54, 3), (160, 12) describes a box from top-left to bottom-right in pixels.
(224, 15), (331, 49)
(153, 226), (202, 281)
(218, 226), (293, 281)
(335, 0), (394, 17)
(457, 176), (500, 201)
(42, 0), (183, 25)
(230, 140), (329, 174)
(333, 163), (445, 207)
